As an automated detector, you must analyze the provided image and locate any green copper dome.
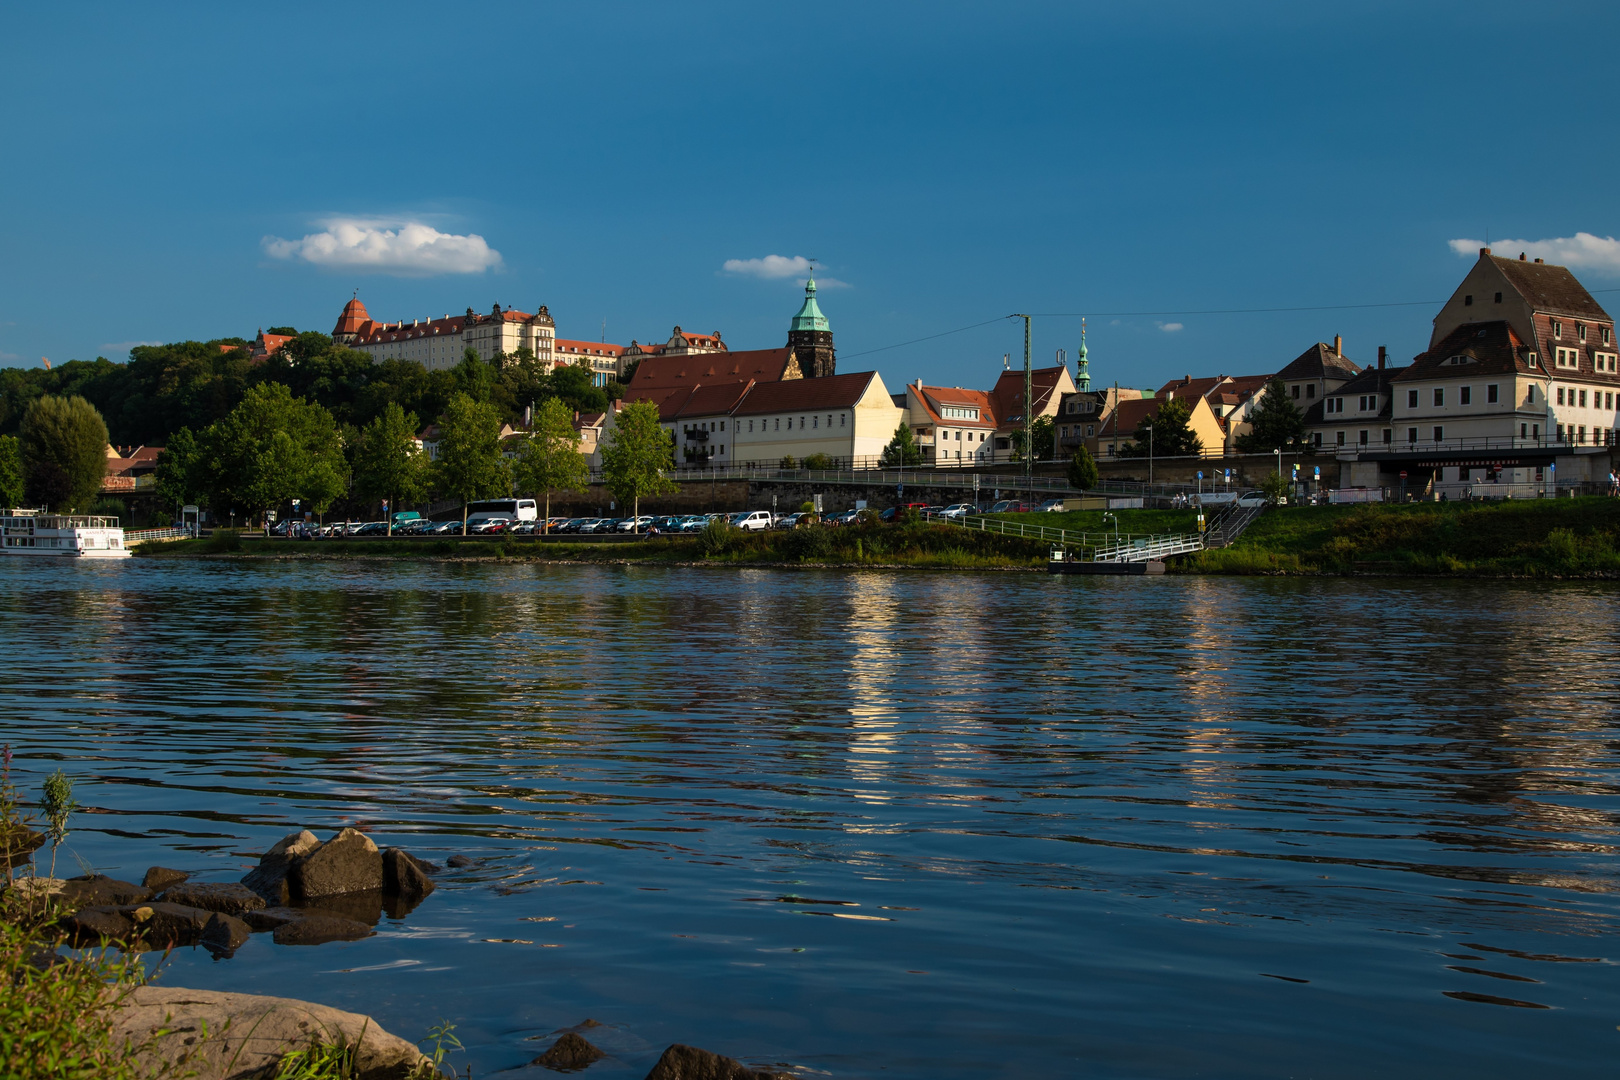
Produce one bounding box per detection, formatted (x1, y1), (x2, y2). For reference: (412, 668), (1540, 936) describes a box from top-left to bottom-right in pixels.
(790, 274), (830, 333)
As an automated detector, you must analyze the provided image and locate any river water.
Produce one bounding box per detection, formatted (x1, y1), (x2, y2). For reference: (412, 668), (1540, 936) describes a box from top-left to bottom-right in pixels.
(2, 559), (1617, 1078)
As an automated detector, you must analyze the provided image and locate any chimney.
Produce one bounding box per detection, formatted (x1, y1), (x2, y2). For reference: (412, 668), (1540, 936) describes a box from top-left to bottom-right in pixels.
(1480, 247), (1492, 257)
(1378, 346), (1386, 370)
(1535, 257), (1544, 264)
(1333, 335), (1343, 357)
(1519, 252), (1527, 261)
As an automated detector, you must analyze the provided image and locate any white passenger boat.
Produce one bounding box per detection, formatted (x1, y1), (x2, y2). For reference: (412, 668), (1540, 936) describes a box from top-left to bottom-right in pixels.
(0, 509), (132, 558)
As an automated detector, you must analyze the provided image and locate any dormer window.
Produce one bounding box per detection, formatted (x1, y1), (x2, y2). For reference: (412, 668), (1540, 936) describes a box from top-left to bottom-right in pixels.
(1552, 320), (1563, 339)
(1528, 352), (1539, 368)
(1578, 324), (1587, 342)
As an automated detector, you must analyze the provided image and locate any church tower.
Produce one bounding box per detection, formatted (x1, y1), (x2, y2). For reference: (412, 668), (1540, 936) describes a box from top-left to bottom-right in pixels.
(787, 273), (835, 378)
(1075, 319), (1090, 391)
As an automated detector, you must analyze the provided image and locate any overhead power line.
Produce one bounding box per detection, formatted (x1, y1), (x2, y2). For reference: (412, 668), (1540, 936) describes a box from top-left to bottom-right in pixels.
(840, 287), (1620, 360)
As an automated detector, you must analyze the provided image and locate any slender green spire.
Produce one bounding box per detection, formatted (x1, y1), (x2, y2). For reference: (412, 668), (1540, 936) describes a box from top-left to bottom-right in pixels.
(790, 273), (830, 333)
(1075, 318), (1090, 391)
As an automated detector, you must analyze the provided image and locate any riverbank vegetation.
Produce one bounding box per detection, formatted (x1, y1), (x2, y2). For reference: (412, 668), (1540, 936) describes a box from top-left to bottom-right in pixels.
(1177, 497), (1620, 576)
(141, 519), (1052, 570)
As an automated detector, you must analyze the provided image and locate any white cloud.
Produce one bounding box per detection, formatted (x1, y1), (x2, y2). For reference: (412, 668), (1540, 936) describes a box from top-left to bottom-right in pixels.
(263, 218), (502, 276)
(1448, 232), (1620, 274)
(101, 340), (163, 354)
(722, 254), (814, 279)
(1158, 322), (1184, 333)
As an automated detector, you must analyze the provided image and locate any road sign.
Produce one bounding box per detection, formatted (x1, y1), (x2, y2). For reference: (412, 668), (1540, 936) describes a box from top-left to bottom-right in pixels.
(897, 483), (903, 497)
(1196, 471), (1203, 480)
(182, 504), (198, 514)
(813, 494), (823, 513)
(1313, 466), (1320, 478)
(1399, 470), (1408, 479)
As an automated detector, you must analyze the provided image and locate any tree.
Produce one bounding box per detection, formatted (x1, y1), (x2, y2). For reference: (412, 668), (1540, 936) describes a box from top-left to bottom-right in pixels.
(1121, 398), (1202, 458)
(195, 382), (349, 523)
(434, 392), (510, 534)
(20, 395), (109, 512)
(265, 326), (298, 337)
(803, 452), (833, 470)
(1010, 416), (1055, 462)
(881, 422), (924, 466)
(547, 361), (609, 414)
(1236, 377), (1307, 453)
(600, 399), (675, 532)
(0, 435), (23, 508)
(513, 397), (589, 532)
(452, 348), (495, 405)
(1067, 446), (1099, 490)
(153, 426), (203, 511)
(352, 403), (428, 534)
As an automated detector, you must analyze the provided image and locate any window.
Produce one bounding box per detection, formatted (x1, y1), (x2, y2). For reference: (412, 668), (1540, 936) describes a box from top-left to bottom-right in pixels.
(1460, 386), (1471, 405)
(1306, 384), (1316, 399)
(1382, 429), (1392, 444)
(1464, 294), (1473, 306)
(1433, 426), (1444, 443)
(1557, 388), (1564, 405)
(1408, 427), (1418, 443)
(812, 416), (817, 428)
(1407, 390), (1419, 408)
(1313, 432), (1322, 446)
(720, 422), (725, 432)
(941, 406), (979, 420)
(774, 419), (780, 431)
(1433, 388), (1444, 407)
(1528, 352), (1539, 368)
(1495, 292), (1503, 303)
(840, 414), (846, 427)
(1533, 423), (1539, 439)
(1553, 320), (1563, 338)
(1336, 431), (1345, 446)
(1291, 385), (1300, 399)
(1486, 384), (1498, 404)
(1556, 347), (1579, 369)
(1527, 385), (1537, 404)
(1579, 324), (1587, 342)
(1085, 424), (1094, 436)
(1520, 423), (1527, 438)
(1578, 425), (1586, 443)
(1359, 430), (1368, 444)
(1604, 327), (1612, 345)
(748, 420), (753, 432)
(1579, 389), (1587, 408)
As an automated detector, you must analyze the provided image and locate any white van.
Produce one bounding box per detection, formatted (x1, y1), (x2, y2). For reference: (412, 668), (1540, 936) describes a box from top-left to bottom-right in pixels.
(466, 498), (538, 526)
(732, 510), (773, 532)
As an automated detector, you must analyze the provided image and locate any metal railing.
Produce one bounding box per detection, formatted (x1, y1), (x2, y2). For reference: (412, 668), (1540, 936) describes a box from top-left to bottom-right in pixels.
(935, 513), (1206, 562)
(124, 526), (192, 542)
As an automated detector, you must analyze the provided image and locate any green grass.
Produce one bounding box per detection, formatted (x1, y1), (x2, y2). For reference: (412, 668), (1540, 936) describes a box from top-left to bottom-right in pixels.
(1182, 497), (1620, 576)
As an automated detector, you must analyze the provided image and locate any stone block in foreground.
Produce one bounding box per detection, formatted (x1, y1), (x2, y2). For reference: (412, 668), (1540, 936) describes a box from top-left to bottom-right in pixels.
(111, 985), (440, 1080)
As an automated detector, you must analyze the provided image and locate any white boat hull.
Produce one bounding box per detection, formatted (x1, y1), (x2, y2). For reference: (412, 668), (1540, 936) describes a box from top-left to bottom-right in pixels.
(2, 511), (133, 559)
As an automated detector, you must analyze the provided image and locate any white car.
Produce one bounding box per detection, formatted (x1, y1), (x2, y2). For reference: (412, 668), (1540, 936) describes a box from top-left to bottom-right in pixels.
(940, 503), (976, 520)
(733, 510), (774, 532)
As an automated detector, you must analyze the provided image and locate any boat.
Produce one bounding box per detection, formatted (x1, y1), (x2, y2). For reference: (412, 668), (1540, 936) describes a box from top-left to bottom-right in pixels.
(1, 509), (132, 558)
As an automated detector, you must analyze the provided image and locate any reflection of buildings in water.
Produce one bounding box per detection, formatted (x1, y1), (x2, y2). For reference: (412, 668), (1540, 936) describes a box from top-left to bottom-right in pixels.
(843, 573), (906, 805)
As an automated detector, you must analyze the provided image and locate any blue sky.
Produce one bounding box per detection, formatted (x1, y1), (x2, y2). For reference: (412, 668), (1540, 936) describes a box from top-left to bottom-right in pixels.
(3, 1), (1618, 393)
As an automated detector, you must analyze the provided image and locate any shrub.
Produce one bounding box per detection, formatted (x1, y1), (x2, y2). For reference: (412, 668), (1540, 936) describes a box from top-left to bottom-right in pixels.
(203, 528), (240, 553)
(784, 526), (832, 559)
(799, 501), (815, 513)
(699, 516), (734, 556)
(779, 455), (797, 469)
(802, 453), (832, 470)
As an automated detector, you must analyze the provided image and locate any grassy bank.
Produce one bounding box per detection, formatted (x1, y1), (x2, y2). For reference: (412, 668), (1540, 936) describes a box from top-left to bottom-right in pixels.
(1175, 497), (1620, 576)
(137, 522), (1052, 570)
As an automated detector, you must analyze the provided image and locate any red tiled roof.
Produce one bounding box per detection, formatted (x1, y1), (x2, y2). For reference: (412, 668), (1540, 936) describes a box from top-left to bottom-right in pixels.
(353, 314), (467, 345)
(991, 365), (1068, 425)
(912, 385), (997, 428)
(732, 371), (878, 416)
(1392, 321), (1536, 381)
(333, 298), (371, 337)
(1490, 255), (1611, 320)
(628, 347), (796, 391)
(668, 381), (756, 421)
(554, 338), (627, 357)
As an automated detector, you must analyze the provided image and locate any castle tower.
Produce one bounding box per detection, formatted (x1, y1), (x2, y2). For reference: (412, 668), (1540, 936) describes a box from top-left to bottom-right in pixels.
(332, 295), (371, 346)
(786, 273), (835, 378)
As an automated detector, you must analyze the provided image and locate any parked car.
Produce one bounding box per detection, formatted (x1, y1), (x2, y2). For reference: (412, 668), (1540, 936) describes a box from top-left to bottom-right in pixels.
(827, 509), (861, 526)
(988, 500), (1034, 514)
(353, 521), (389, 536)
(939, 503), (976, 520)
(1236, 490), (1269, 507)
(678, 515), (708, 532)
(470, 517), (511, 534)
(508, 521), (537, 535)
(1037, 498), (1067, 512)
(616, 515), (656, 532)
(730, 510), (774, 532)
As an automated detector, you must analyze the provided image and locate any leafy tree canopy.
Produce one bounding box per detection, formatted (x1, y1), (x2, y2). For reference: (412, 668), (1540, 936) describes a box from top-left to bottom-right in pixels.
(352, 402), (428, 516)
(514, 397), (589, 527)
(1067, 446), (1100, 490)
(601, 399), (675, 524)
(1120, 397), (1203, 458)
(21, 395), (109, 512)
(194, 382), (349, 517)
(433, 392), (510, 530)
(1010, 416), (1055, 462)
(1235, 377), (1308, 453)
(881, 423), (924, 467)
(0, 434), (25, 508)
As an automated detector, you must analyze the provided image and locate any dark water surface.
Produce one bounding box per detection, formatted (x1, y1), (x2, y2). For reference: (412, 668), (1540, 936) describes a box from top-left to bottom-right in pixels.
(3, 560), (1618, 1078)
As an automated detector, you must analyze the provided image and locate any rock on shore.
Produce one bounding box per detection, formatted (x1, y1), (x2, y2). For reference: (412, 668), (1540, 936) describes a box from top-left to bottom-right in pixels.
(112, 985), (441, 1080)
